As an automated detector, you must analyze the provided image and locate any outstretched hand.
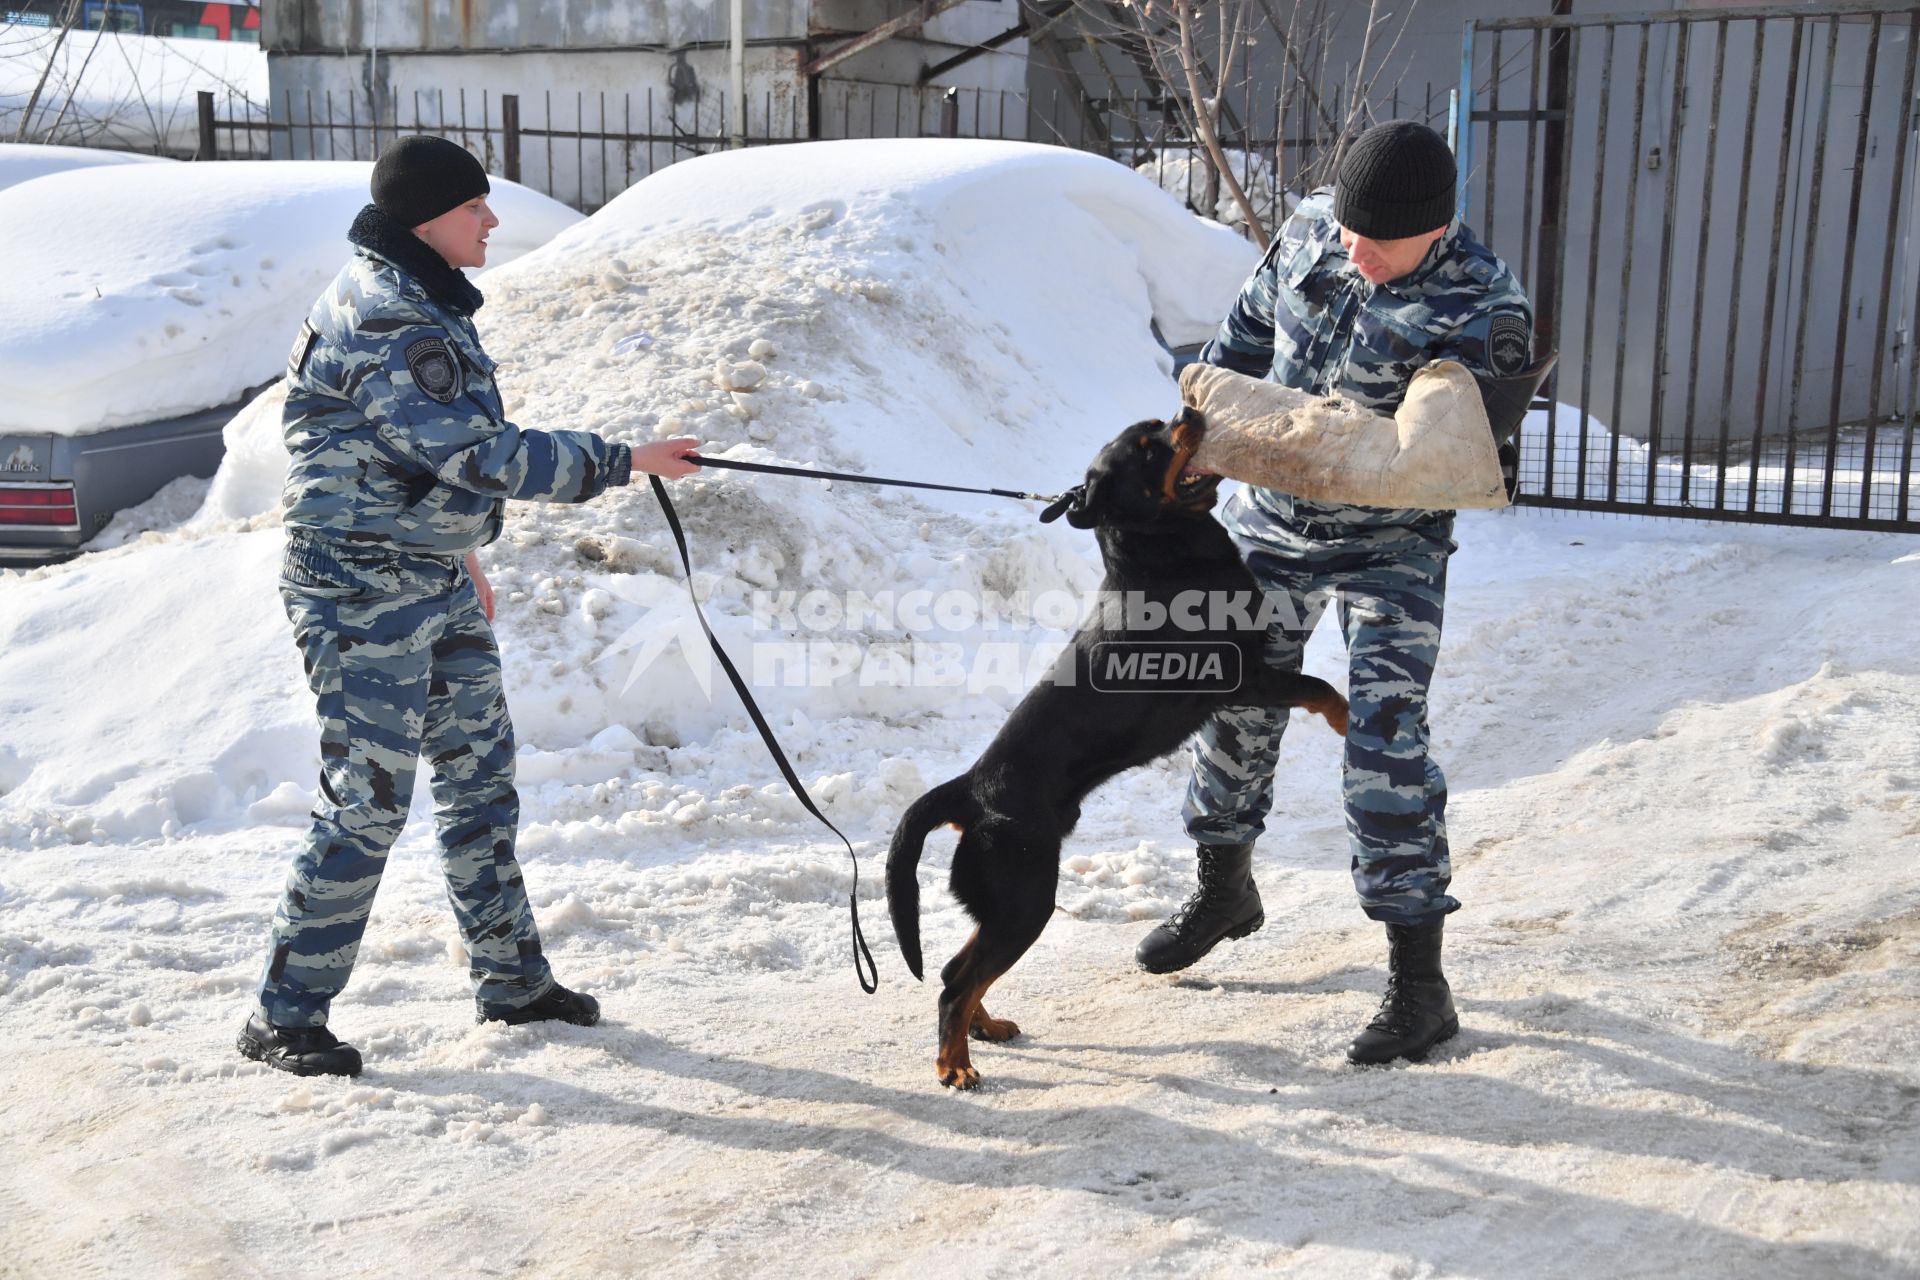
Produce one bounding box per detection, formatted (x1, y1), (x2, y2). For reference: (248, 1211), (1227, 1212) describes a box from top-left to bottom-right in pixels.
(635, 437), (703, 480)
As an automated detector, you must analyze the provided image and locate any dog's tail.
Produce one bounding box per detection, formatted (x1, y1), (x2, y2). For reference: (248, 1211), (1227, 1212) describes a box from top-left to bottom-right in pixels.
(886, 777), (977, 982)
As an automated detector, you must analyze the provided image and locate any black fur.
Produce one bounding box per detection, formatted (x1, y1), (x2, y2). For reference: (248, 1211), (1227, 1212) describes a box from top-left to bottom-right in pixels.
(885, 410), (1349, 1088)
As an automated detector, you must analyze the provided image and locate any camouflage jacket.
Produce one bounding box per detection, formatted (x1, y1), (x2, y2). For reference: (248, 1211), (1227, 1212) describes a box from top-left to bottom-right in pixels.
(280, 246), (631, 555)
(1202, 187), (1532, 526)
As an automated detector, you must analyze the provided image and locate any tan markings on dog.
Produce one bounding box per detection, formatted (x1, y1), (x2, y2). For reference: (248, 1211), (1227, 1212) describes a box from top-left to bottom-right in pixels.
(969, 1006), (1020, 1042)
(937, 988), (984, 1089)
(1161, 426), (1204, 505)
(1301, 687), (1350, 736)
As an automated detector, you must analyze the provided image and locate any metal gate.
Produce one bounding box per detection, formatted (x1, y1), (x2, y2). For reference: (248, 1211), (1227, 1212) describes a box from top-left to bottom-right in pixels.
(1458, 2), (1920, 532)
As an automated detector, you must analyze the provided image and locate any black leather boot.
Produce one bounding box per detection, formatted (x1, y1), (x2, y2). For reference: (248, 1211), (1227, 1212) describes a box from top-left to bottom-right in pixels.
(477, 982), (600, 1027)
(237, 1013), (363, 1077)
(1135, 841), (1264, 974)
(1347, 920), (1458, 1065)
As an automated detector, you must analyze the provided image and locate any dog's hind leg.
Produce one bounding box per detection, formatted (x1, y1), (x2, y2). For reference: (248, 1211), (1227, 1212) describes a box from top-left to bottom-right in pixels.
(970, 1005), (1020, 1042)
(935, 822), (1056, 1089)
(937, 919), (1049, 1089)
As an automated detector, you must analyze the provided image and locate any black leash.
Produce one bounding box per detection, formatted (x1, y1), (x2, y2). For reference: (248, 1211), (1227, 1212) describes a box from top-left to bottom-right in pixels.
(647, 476), (880, 994)
(686, 452), (1062, 503)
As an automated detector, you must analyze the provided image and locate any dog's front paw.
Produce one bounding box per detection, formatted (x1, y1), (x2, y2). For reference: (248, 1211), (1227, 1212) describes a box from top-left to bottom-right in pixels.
(938, 1062), (982, 1089)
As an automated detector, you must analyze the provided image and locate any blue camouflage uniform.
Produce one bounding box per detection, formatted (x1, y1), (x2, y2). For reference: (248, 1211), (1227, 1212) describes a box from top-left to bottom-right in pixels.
(1184, 188), (1532, 926)
(258, 234), (633, 1028)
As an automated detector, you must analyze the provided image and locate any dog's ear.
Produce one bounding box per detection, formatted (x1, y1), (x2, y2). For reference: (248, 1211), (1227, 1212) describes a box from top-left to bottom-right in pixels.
(1038, 484), (1086, 524)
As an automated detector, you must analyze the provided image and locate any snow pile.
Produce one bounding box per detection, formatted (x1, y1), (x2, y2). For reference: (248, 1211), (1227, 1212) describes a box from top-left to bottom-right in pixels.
(0, 26), (265, 154)
(0, 140), (170, 192)
(0, 160), (582, 435)
(0, 140), (1255, 845)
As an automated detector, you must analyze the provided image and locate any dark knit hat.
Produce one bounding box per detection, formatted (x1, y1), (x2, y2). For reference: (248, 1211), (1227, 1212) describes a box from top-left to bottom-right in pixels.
(1334, 120), (1457, 239)
(370, 136), (490, 228)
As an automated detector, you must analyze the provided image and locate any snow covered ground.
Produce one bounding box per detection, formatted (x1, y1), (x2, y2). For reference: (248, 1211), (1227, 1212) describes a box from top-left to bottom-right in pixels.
(1, 141), (1916, 1277)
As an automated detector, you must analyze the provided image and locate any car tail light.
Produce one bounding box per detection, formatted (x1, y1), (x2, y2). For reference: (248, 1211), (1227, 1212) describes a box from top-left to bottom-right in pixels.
(0, 485), (78, 528)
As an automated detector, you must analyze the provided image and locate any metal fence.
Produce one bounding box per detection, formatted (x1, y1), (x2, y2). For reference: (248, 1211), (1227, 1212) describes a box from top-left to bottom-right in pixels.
(191, 69), (1447, 221)
(1460, 2), (1920, 533)
(185, 5), (1920, 536)
(196, 80), (1040, 213)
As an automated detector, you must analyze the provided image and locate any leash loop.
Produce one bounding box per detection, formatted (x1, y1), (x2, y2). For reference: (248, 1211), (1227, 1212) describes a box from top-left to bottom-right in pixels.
(647, 477), (880, 994)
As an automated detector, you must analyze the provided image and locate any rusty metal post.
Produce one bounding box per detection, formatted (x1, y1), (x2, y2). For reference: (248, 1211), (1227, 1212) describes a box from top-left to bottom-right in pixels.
(1535, 0), (1573, 376)
(502, 94), (521, 184)
(196, 91), (217, 160)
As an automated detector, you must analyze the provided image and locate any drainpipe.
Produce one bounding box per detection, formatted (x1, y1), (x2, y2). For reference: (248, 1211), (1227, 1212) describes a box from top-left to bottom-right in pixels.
(731, 0), (746, 146)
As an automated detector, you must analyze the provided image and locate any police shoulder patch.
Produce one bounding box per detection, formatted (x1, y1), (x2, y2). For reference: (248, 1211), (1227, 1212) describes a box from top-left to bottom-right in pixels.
(1486, 311), (1532, 376)
(404, 336), (461, 404)
(288, 320), (318, 375)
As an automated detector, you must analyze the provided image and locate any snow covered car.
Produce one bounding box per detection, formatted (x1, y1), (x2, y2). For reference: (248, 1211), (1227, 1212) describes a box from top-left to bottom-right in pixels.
(0, 141), (173, 195)
(0, 156), (579, 563)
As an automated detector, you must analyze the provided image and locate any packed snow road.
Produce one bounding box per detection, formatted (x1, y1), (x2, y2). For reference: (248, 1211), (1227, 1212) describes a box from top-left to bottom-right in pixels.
(3, 513), (1912, 1279)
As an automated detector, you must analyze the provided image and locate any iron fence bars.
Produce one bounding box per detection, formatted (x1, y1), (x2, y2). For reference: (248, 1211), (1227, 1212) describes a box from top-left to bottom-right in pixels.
(207, 80), (1040, 213)
(1464, 1), (1920, 534)
(1862, 10), (1920, 522)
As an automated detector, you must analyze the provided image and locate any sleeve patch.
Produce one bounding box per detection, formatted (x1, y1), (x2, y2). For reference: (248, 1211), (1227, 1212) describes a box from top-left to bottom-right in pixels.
(288, 320), (318, 375)
(404, 337), (461, 404)
(1487, 312), (1533, 376)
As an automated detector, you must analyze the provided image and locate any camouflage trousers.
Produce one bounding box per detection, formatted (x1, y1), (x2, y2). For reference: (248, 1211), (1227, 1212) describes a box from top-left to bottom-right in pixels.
(255, 531), (553, 1027)
(1184, 490), (1461, 926)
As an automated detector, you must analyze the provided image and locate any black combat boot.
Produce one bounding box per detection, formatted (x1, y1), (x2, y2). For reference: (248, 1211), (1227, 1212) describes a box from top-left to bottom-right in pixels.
(1346, 920), (1458, 1065)
(478, 982), (600, 1027)
(1135, 841), (1264, 974)
(237, 1013), (364, 1077)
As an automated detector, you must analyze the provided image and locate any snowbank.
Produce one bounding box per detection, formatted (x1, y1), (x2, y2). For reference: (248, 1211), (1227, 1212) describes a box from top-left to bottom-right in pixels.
(0, 140), (1251, 844)
(0, 139), (1255, 844)
(0, 160), (582, 435)
(0, 140), (171, 192)
(0, 26), (265, 154)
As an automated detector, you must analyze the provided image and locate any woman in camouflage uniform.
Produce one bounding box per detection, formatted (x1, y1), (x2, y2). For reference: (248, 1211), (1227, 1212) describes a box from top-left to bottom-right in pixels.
(240, 136), (700, 1077)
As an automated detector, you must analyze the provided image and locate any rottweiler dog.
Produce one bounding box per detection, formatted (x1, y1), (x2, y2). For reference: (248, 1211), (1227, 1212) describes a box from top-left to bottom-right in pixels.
(886, 409), (1349, 1089)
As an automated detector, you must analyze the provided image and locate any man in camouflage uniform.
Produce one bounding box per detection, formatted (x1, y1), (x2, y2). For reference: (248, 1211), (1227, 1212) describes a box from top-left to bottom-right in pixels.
(1135, 121), (1534, 1065)
(240, 136), (699, 1077)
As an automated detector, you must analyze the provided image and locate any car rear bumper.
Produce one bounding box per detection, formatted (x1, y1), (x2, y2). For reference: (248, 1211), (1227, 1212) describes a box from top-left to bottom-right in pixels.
(0, 394), (254, 564)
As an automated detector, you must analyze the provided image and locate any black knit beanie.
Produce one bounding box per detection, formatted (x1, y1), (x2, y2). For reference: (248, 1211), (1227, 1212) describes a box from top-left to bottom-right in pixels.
(370, 136), (490, 228)
(1334, 121), (1457, 239)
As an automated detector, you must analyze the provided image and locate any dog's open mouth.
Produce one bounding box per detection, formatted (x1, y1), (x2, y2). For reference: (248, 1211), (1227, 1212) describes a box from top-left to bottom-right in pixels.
(1170, 464), (1221, 504)
(1176, 466), (1215, 493)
